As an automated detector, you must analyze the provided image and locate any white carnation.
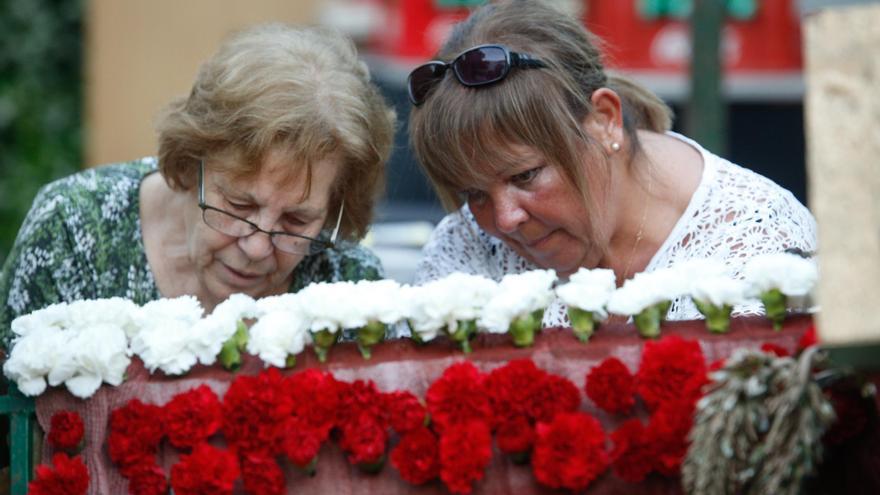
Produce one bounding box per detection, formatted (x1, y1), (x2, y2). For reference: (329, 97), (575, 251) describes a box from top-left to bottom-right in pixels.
(297, 281), (360, 333)
(479, 269), (556, 334)
(690, 276), (748, 307)
(130, 296), (204, 375)
(188, 293), (260, 365)
(351, 279), (404, 325)
(10, 302), (69, 337)
(743, 253), (818, 297)
(607, 267), (685, 316)
(406, 273), (499, 338)
(247, 310), (312, 368)
(65, 298), (140, 338)
(3, 326), (71, 396)
(47, 323), (130, 399)
(555, 268), (616, 317)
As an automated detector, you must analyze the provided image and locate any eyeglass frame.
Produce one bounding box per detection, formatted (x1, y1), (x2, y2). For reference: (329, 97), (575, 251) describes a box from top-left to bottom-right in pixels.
(197, 161), (343, 255)
(407, 43), (547, 106)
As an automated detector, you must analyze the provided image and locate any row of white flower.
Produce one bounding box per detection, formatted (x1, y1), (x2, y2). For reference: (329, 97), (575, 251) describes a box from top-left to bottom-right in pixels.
(3, 252), (817, 399)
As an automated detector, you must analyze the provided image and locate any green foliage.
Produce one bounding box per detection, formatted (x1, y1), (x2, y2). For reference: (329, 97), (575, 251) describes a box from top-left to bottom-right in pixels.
(0, 0), (82, 264)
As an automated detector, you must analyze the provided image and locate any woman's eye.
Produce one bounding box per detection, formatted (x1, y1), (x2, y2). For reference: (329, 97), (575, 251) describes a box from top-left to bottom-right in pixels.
(227, 201), (252, 211)
(461, 188), (488, 206)
(282, 215), (307, 227)
(510, 166), (542, 185)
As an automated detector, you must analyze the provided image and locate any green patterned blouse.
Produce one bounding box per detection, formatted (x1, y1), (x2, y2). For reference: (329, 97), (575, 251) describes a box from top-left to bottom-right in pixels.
(0, 158), (384, 347)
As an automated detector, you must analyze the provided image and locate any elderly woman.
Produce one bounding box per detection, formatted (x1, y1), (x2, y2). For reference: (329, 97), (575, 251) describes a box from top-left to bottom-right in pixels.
(0, 23), (395, 346)
(409, 0), (815, 325)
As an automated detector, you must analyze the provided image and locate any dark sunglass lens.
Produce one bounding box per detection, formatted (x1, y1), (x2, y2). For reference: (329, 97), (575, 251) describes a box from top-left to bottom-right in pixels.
(455, 46), (508, 85)
(408, 63), (446, 105)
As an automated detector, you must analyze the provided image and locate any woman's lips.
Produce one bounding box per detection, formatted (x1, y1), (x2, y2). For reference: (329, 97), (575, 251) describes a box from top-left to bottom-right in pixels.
(222, 263), (263, 285)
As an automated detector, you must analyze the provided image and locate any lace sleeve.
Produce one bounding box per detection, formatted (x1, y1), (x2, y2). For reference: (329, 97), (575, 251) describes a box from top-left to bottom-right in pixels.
(414, 208), (495, 284)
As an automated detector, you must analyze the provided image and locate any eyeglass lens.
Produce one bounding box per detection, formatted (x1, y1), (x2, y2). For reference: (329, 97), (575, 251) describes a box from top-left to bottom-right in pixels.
(454, 46), (508, 85)
(408, 63), (447, 105)
(202, 208), (317, 255)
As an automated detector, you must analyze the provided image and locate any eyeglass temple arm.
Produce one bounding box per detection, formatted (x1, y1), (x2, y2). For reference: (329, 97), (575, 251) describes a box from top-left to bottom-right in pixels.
(329, 201), (344, 245)
(198, 161), (206, 204)
(511, 52), (546, 69)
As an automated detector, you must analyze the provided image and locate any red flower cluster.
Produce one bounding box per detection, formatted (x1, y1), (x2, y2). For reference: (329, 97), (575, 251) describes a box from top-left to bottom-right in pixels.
(222, 368), (293, 456)
(594, 335), (709, 482)
(336, 380), (390, 468)
(390, 427), (440, 485)
(427, 362), (491, 433)
(47, 410), (85, 452)
(170, 443), (239, 495)
(124, 463), (167, 495)
(241, 452), (286, 495)
(483, 359), (580, 456)
(386, 390), (428, 434)
(29, 453), (89, 495)
(532, 412), (608, 491)
(108, 399), (165, 478)
(636, 335), (707, 410)
(163, 385), (222, 449)
(586, 357), (636, 414)
(439, 420), (493, 494)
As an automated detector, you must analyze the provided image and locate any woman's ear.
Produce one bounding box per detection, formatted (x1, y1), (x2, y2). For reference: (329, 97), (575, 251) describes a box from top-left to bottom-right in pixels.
(582, 88), (624, 153)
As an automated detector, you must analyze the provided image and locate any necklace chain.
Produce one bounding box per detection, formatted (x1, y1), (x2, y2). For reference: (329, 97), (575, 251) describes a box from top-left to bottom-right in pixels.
(621, 176), (652, 283)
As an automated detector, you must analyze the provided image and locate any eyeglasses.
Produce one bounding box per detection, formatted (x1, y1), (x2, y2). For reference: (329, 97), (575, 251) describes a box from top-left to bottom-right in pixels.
(197, 162), (343, 256)
(407, 44), (547, 106)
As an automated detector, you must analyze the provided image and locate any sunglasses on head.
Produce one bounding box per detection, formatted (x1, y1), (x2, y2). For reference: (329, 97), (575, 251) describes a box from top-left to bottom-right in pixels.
(407, 44), (547, 106)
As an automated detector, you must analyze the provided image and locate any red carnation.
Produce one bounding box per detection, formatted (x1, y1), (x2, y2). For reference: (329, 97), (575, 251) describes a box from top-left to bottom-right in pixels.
(281, 417), (325, 468)
(609, 419), (654, 483)
(527, 374), (581, 423)
(645, 399), (695, 476)
(798, 324), (819, 352)
(125, 462), (167, 495)
(286, 369), (342, 436)
(496, 415), (535, 455)
(47, 410), (85, 452)
(170, 443), (239, 495)
(108, 399), (165, 475)
(439, 420), (493, 494)
(28, 453), (89, 495)
(390, 427), (440, 485)
(636, 335), (706, 411)
(163, 385), (222, 449)
(586, 357), (636, 414)
(484, 359), (547, 426)
(335, 379), (388, 431)
(222, 368), (293, 456)
(760, 342), (790, 357)
(532, 412), (608, 491)
(386, 390), (428, 434)
(339, 412), (388, 467)
(241, 452), (285, 495)
(427, 362), (491, 434)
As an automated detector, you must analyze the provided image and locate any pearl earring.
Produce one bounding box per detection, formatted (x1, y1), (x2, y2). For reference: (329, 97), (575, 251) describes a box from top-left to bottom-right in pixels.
(610, 142), (621, 152)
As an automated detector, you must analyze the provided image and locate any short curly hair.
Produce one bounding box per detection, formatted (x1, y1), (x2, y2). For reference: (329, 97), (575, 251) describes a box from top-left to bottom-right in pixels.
(156, 23), (396, 239)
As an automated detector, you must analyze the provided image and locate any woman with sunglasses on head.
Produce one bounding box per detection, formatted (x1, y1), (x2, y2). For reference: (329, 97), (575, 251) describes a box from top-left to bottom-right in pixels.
(0, 24), (395, 347)
(409, 0), (815, 326)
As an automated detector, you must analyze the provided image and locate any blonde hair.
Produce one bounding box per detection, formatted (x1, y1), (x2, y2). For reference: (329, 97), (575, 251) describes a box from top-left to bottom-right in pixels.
(409, 0), (671, 242)
(157, 23), (396, 239)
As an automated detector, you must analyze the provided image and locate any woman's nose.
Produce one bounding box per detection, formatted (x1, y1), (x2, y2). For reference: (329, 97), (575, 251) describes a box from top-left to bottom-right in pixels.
(493, 192), (528, 234)
(237, 231), (275, 259)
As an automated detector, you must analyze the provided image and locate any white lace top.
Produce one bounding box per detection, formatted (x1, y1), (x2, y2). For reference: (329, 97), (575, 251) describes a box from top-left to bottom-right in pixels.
(414, 133), (817, 327)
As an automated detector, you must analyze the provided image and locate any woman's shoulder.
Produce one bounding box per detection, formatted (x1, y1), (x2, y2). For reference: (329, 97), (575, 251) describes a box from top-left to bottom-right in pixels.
(290, 240), (384, 292)
(415, 205), (534, 283)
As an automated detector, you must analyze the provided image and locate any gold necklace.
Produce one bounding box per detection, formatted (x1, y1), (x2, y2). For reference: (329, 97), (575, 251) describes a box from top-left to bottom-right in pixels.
(620, 175), (652, 283)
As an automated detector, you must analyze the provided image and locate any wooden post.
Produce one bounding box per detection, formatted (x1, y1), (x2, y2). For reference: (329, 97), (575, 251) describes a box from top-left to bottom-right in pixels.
(687, 0), (727, 156)
(804, 3), (880, 362)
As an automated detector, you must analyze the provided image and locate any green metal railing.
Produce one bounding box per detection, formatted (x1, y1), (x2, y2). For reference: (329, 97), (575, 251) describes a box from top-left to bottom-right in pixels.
(0, 384), (36, 495)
